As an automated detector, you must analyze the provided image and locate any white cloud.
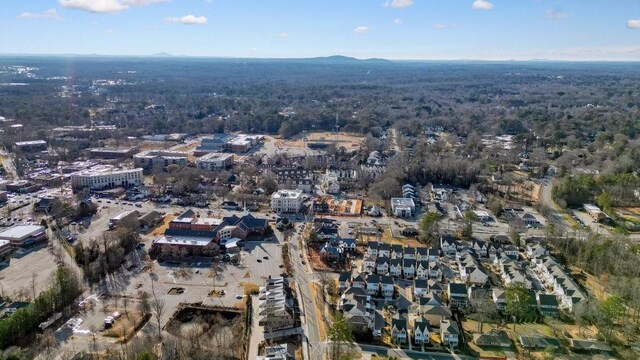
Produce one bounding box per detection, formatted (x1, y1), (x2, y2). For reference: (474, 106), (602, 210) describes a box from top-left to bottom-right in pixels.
(18, 9), (62, 20)
(628, 19), (640, 29)
(354, 26), (370, 34)
(546, 9), (569, 20)
(394, 18), (403, 25)
(58, 0), (168, 14)
(472, 0), (494, 10)
(384, 0), (414, 8)
(164, 15), (207, 25)
(278, 32), (289, 39)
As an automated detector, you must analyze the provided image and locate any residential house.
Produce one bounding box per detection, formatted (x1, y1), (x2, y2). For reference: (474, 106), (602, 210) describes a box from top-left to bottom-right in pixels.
(338, 272), (351, 292)
(413, 279), (429, 300)
(416, 260), (429, 279)
(440, 235), (457, 255)
(403, 259), (416, 279)
(416, 247), (429, 262)
(502, 262), (532, 289)
(381, 276), (395, 298)
(391, 315), (408, 344)
(338, 238), (357, 253)
(413, 317), (430, 345)
(536, 293), (559, 317)
(391, 244), (404, 259)
(502, 244), (519, 259)
(448, 283), (469, 307)
(492, 288), (506, 310)
(362, 256), (376, 274)
(472, 239), (488, 257)
(428, 280), (443, 298)
(378, 243), (391, 258)
(428, 262), (443, 280)
(389, 259), (403, 278)
(367, 241), (380, 257)
(352, 273), (366, 288)
(319, 242), (342, 260)
(488, 242), (502, 261)
(376, 256), (390, 275)
(427, 248), (440, 263)
(373, 310), (385, 338)
(440, 319), (460, 348)
(403, 247), (416, 260)
(526, 243), (549, 259)
(519, 336), (560, 350)
(365, 274), (380, 296)
(473, 330), (511, 347)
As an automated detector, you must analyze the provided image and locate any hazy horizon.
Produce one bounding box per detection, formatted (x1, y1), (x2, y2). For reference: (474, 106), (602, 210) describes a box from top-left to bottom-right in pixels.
(2, 0), (640, 61)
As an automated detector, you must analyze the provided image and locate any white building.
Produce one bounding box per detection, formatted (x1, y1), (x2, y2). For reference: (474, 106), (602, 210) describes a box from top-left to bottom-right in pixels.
(0, 225), (47, 247)
(390, 197), (415, 218)
(271, 190), (303, 213)
(133, 150), (188, 169)
(71, 166), (143, 190)
(195, 152), (235, 170)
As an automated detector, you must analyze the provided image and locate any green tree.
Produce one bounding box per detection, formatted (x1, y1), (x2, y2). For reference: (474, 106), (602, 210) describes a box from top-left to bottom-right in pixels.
(461, 210), (476, 241)
(597, 295), (626, 340)
(418, 212), (440, 246)
(504, 283), (534, 329)
(327, 313), (354, 360)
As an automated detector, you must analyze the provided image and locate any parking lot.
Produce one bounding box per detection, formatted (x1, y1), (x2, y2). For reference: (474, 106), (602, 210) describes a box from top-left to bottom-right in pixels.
(0, 243), (59, 299)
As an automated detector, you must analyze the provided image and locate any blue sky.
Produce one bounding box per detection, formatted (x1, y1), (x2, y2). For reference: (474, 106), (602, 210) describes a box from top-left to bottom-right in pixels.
(1, 0), (639, 60)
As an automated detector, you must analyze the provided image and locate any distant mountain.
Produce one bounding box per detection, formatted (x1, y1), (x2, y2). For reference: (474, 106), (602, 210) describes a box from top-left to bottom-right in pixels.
(151, 52), (174, 57)
(303, 55), (392, 64)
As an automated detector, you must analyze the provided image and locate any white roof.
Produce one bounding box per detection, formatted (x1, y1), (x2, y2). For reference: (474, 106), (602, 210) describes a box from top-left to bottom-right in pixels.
(272, 190), (302, 199)
(153, 235), (213, 247)
(0, 225), (45, 240)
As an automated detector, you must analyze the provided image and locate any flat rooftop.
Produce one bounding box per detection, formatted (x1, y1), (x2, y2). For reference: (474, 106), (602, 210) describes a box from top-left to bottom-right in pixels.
(272, 190), (302, 199)
(391, 197), (415, 207)
(197, 152), (234, 161)
(0, 225), (45, 240)
(72, 165), (142, 177)
(153, 235), (214, 247)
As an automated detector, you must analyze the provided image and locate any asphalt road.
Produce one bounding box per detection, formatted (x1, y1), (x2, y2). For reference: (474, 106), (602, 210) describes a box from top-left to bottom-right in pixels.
(281, 224), (324, 360)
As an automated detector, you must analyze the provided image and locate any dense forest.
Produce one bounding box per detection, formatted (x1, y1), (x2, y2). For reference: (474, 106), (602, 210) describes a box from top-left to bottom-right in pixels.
(1, 56), (639, 148)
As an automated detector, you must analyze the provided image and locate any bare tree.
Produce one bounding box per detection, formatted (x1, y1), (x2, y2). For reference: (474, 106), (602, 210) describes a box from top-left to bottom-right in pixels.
(151, 295), (165, 340)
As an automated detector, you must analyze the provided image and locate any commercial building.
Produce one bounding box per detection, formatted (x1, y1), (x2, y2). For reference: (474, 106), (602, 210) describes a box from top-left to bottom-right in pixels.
(14, 140), (47, 152)
(133, 150), (188, 170)
(89, 147), (137, 159)
(195, 153), (234, 170)
(584, 203), (609, 223)
(0, 240), (12, 263)
(70, 165), (143, 190)
(194, 133), (263, 155)
(109, 210), (139, 229)
(390, 197), (416, 218)
(271, 190), (304, 213)
(0, 225), (47, 247)
(151, 209), (269, 257)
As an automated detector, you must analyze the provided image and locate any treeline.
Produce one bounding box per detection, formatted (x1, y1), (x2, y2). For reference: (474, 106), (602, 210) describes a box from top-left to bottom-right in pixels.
(74, 227), (140, 284)
(552, 173), (640, 209)
(0, 266), (82, 349)
(2, 57), (640, 147)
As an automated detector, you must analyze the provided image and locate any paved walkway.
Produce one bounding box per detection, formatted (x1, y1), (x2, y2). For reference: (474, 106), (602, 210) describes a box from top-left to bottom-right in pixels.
(247, 295), (264, 360)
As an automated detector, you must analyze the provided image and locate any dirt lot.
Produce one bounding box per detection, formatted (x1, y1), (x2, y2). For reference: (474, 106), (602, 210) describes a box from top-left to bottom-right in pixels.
(275, 131), (364, 150)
